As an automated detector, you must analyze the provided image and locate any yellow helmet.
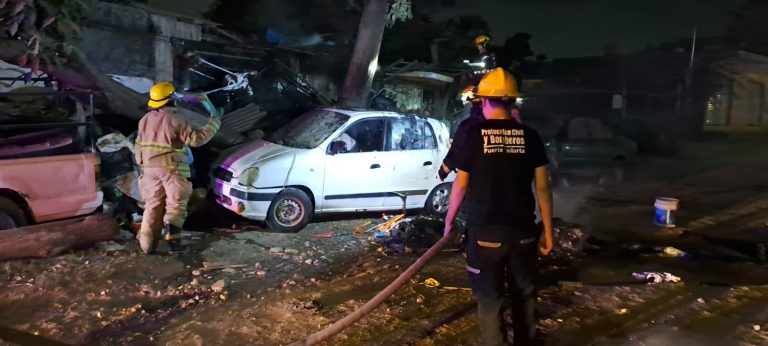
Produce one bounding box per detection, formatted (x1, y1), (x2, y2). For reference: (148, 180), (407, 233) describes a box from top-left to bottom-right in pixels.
(474, 34), (491, 47)
(147, 81), (175, 109)
(476, 68), (520, 98)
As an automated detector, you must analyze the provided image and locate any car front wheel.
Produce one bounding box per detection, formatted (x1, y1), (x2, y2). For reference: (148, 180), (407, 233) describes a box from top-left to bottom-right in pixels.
(425, 183), (452, 216)
(0, 197), (28, 231)
(266, 188), (313, 233)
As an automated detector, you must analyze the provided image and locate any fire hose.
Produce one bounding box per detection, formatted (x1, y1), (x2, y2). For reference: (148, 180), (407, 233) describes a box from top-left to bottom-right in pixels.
(288, 231), (458, 346)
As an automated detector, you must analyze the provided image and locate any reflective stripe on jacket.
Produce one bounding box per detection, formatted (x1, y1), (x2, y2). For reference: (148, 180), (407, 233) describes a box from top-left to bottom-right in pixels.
(135, 108), (221, 178)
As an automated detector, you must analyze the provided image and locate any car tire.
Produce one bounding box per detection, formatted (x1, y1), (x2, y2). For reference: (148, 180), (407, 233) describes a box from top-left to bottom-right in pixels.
(0, 197), (28, 231)
(425, 183), (452, 216)
(266, 188), (313, 233)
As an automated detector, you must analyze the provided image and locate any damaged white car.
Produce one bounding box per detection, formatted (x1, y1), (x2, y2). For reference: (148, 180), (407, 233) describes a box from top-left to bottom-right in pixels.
(211, 108), (454, 232)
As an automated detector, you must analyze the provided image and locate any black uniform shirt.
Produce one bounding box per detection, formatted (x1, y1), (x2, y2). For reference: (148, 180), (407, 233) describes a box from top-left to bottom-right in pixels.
(455, 119), (549, 228)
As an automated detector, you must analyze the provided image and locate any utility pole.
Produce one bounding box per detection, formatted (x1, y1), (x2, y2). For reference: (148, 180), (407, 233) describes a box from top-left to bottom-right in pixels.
(685, 26), (698, 89)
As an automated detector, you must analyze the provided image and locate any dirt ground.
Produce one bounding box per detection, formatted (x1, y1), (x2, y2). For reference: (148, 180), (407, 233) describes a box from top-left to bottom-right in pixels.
(2, 134), (768, 346)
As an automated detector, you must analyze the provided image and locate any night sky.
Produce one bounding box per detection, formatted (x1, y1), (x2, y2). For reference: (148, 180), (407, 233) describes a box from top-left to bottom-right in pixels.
(149, 0), (746, 57)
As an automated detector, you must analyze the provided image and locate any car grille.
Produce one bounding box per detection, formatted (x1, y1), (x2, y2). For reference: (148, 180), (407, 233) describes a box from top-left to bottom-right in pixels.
(213, 167), (234, 182)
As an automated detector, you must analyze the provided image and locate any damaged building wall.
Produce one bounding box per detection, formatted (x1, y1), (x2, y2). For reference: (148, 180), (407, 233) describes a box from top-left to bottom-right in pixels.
(705, 52), (768, 131)
(80, 1), (156, 80)
(707, 72), (768, 130)
(79, 0), (205, 85)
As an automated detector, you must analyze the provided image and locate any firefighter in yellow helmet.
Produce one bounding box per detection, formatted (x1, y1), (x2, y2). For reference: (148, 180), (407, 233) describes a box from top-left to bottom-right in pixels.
(135, 82), (221, 254)
(474, 34), (496, 70)
(443, 68), (553, 345)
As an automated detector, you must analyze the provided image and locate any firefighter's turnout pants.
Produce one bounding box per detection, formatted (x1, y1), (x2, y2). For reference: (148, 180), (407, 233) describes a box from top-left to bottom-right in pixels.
(138, 168), (193, 242)
(465, 225), (539, 346)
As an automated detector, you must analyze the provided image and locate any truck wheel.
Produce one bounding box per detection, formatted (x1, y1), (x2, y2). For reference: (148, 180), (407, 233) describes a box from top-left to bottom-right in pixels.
(0, 197), (28, 231)
(266, 188), (313, 233)
(425, 183), (452, 216)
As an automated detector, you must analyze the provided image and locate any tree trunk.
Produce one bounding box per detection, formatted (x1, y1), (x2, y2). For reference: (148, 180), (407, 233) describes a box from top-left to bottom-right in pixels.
(0, 214), (118, 262)
(339, 0), (389, 108)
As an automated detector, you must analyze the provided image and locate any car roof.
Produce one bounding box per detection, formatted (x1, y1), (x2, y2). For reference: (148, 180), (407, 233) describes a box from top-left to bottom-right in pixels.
(320, 107), (434, 122)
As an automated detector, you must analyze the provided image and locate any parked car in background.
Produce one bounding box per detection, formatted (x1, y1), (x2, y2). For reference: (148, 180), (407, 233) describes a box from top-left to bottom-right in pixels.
(546, 116), (637, 186)
(606, 117), (680, 156)
(211, 108), (454, 232)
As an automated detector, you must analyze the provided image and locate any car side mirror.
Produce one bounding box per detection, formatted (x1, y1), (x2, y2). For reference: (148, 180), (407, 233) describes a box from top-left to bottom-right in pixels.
(329, 141), (347, 155)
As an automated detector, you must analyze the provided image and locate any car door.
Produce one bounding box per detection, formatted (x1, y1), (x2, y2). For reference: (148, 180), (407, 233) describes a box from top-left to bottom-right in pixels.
(383, 117), (440, 209)
(321, 118), (391, 212)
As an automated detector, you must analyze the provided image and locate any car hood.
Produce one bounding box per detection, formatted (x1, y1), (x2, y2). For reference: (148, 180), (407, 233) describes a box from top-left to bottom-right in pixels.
(218, 140), (298, 173)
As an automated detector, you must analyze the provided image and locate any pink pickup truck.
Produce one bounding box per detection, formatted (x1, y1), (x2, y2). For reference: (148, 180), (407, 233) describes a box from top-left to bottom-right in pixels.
(0, 152), (103, 230)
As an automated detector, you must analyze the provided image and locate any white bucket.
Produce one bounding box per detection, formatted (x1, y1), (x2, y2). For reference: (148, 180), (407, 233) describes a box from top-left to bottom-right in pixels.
(654, 197), (679, 227)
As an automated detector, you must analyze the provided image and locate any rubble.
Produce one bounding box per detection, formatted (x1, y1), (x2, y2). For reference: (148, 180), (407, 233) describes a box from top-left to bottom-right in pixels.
(288, 299), (323, 312)
(95, 241), (127, 252)
(211, 280), (228, 293)
(372, 215), (445, 253)
(632, 272), (682, 284)
(546, 219), (586, 264)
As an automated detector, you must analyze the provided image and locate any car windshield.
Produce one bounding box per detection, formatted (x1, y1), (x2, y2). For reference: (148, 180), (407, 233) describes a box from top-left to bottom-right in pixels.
(265, 109), (350, 149)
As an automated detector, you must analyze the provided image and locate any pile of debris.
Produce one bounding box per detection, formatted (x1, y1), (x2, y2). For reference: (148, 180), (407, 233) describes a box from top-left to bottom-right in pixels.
(548, 218), (586, 264)
(368, 214), (447, 254)
(367, 215), (587, 258)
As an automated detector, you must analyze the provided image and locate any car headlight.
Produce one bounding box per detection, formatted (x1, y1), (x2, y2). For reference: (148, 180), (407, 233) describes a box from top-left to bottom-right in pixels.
(238, 167), (260, 187)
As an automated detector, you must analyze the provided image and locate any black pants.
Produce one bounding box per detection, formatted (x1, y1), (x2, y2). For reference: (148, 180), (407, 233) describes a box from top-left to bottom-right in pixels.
(465, 225), (538, 346)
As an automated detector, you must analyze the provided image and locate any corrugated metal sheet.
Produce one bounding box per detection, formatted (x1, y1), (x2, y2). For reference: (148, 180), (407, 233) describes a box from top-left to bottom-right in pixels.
(221, 104), (267, 133)
(151, 14), (201, 41)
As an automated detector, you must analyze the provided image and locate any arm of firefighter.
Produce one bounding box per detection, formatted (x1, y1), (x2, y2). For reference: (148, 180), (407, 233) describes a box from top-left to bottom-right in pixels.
(534, 166), (554, 255)
(134, 118), (145, 165)
(444, 170), (469, 238)
(134, 141), (142, 165)
(178, 117), (221, 148)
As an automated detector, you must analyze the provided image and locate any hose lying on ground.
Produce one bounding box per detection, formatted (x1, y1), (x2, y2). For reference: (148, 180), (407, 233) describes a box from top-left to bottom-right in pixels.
(288, 231), (458, 346)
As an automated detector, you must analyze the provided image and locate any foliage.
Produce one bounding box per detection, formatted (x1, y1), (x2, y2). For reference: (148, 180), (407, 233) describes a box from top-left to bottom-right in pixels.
(204, 0), (261, 33)
(445, 15), (490, 40)
(380, 16), (442, 63)
(387, 0), (411, 27)
(1, 0), (88, 72)
(728, 0), (768, 54)
(503, 33), (534, 61)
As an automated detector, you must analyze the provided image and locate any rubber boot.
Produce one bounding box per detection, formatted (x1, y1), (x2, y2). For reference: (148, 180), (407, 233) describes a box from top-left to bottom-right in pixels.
(166, 225), (188, 255)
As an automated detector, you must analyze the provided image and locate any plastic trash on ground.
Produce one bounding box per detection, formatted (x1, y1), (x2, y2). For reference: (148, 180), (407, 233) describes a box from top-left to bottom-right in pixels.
(660, 246), (687, 258)
(96, 132), (135, 153)
(424, 278), (441, 288)
(632, 272), (681, 284)
(372, 214), (444, 254)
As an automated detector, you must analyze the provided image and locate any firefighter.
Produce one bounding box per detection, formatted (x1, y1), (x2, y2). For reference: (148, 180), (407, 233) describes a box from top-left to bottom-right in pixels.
(475, 34), (497, 70)
(440, 85), (523, 181)
(439, 86), (484, 181)
(443, 68), (554, 345)
(135, 82), (221, 254)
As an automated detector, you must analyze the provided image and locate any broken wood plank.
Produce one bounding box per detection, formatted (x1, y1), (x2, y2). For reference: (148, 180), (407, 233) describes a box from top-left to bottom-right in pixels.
(0, 213), (119, 261)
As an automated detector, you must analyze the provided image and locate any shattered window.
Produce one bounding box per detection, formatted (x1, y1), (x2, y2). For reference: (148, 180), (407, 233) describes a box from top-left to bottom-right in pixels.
(266, 109), (349, 149)
(388, 118), (437, 151)
(330, 119), (386, 154)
